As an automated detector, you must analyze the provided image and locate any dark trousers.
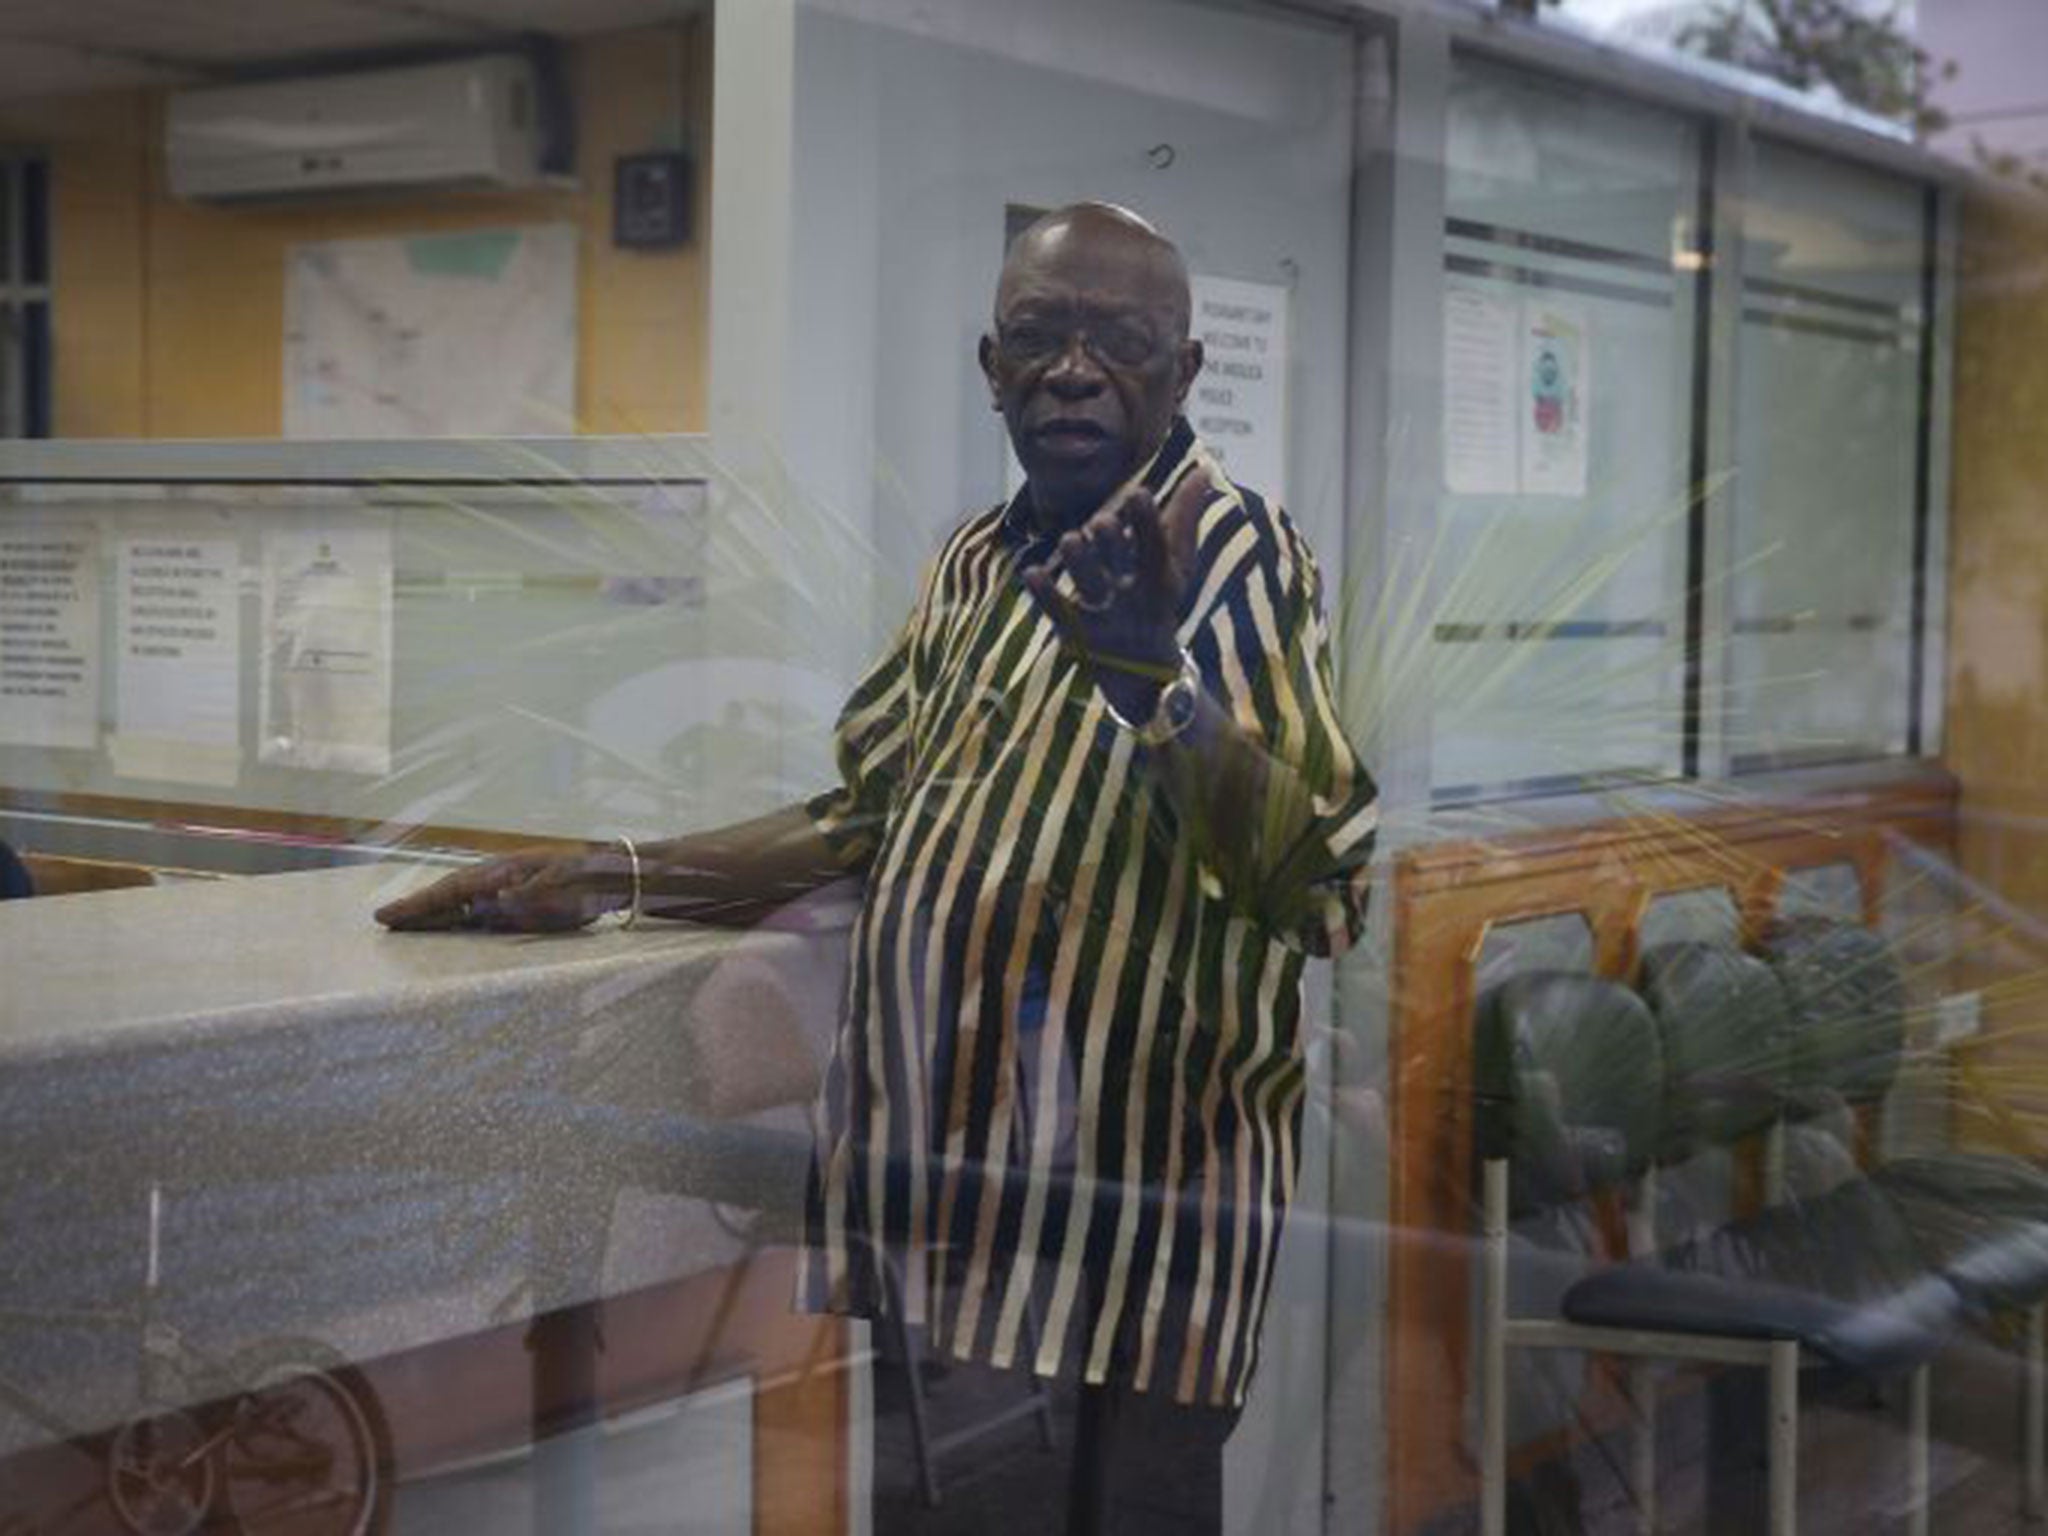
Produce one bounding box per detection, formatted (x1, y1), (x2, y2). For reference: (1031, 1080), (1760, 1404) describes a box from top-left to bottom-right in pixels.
(870, 1353), (1239, 1536)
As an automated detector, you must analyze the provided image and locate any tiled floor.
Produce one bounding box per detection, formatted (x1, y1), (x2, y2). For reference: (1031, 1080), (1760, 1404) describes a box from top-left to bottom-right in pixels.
(15, 1332), (2040, 1533)
(1488, 1333), (2045, 1535)
(392, 1385), (755, 1535)
(384, 1333), (2048, 1535)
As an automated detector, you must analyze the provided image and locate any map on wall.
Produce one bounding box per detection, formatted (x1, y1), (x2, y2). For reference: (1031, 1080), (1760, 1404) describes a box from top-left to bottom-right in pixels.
(284, 225), (578, 439)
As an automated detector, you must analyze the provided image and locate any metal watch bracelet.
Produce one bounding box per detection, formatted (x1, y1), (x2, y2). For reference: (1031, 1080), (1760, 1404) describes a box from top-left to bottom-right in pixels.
(1103, 646), (1202, 746)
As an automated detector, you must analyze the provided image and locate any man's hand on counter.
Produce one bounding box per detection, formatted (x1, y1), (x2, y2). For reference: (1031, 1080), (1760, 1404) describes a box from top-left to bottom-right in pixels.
(374, 849), (619, 932)
(375, 807), (850, 934)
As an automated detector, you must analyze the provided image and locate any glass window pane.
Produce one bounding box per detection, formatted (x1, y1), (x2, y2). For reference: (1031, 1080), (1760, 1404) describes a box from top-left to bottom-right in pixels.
(1433, 57), (1702, 797)
(1727, 139), (1925, 769)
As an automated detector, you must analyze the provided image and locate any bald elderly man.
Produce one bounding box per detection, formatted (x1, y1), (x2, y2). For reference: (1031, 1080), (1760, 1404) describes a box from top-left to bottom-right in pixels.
(380, 203), (1377, 1533)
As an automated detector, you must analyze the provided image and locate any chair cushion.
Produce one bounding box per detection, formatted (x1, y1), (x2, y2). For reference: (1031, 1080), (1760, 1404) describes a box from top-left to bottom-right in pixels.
(1638, 943), (1793, 1158)
(1563, 1265), (1957, 1376)
(1476, 972), (1663, 1212)
(1765, 920), (1907, 1107)
(1563, 1177), (1960, 1374)
(1873, 1154), (2048, 1310)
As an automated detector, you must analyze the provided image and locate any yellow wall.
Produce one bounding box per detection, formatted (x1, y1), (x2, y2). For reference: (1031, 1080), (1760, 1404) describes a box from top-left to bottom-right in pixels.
(0, 22), (711, 438)
(1944, 185), (2048, 1146)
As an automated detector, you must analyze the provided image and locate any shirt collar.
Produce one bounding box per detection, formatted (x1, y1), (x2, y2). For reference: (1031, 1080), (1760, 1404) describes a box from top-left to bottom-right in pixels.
(1000, 415), (1200, 550)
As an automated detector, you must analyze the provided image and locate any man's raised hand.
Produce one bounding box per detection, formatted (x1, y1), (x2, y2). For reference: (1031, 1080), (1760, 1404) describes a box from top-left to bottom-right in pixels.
(1022, 464), (1213, 670)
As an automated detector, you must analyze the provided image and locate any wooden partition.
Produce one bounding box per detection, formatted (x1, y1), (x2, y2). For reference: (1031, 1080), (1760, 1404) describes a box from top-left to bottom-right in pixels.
(1382, 774), (1956, 1533)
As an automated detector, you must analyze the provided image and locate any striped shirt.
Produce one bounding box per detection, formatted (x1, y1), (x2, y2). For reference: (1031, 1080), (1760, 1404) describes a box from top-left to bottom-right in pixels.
(799, 418), (1377, 1407)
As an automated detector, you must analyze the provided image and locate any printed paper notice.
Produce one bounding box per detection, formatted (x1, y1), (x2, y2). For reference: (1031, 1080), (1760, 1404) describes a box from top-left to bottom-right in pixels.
(1443, 283), (1519, 496)
(0, 530), (99, 750)
(260, 528), (392, 775)
(1189, 275), (1290, 508)
(1521, 300), (1590, 498)
(112, 537), (241, 786)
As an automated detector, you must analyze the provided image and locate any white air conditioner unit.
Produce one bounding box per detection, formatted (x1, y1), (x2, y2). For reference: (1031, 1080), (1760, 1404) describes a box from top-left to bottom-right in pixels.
(166, 55), (548, 202)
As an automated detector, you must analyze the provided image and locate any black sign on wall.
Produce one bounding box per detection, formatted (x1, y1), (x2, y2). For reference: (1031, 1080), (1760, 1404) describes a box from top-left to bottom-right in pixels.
(613, 152), (693, 250)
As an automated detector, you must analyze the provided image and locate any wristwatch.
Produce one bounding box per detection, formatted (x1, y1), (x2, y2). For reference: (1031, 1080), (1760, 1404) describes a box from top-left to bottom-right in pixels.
(1107, 647), (1202, 747)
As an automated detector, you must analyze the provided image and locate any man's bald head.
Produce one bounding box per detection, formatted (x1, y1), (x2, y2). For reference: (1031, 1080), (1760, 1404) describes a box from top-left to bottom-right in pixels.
(997, 203), (1193, 341)
(980, 204), (1205, 526)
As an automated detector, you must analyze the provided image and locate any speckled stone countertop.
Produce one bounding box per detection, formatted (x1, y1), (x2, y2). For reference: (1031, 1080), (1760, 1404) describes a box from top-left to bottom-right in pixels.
(0, 863), (752, 1054)
(0, 863), (828, 1443)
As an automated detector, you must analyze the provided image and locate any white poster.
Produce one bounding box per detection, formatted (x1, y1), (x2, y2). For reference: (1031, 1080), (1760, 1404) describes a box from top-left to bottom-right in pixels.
(0, 529), (99, 750)
(259, 528), (393, 775)
(284, 224), (578, 439)
(1442, 283), (1520, 496)
(1520, 299), (1591, 498)
(1188, 274), (1291, 508)
(111, 537), (241, 786)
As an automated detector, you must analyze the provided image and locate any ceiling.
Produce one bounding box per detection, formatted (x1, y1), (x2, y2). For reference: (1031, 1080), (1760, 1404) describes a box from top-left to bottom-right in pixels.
(0, 0), (704, 102)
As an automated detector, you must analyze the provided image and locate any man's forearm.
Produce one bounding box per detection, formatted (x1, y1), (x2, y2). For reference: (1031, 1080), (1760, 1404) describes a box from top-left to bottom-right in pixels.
(638, 803), (849, 926)
(1096, 656), (1325, 922)
(1154, 695), (1327, 922)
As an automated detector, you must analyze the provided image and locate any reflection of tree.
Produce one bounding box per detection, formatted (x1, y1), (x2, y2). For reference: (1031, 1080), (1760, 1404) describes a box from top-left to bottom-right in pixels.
(1673, 0), (1949, 130)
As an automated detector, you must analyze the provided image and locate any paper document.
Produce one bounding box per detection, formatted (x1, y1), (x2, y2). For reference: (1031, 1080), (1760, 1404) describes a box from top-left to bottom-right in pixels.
(112, 536), (242, 786)
(1444, 285), (1595, 499)
(0, 529), (100, 750)
(1188, 274), (1291, 509)
(260, 527), (393, 775)
(1442, 283), (1520, 496)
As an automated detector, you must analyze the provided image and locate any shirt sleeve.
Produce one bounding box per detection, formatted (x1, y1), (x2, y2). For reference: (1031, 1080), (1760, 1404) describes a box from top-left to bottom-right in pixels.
(804, 620), (916, 873)
(1185, 497), (1379, 957)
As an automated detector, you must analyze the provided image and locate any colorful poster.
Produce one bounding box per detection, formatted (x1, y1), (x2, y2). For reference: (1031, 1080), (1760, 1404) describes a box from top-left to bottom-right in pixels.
(1520, 300), (1590, 498)
(0, 529), (99, 751)
(259, 527), (393, 775)
(111, 536), (242, 786)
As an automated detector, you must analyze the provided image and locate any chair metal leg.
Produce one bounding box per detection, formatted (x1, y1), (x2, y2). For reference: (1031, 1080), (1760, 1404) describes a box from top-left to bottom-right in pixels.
(880, 1255), (943, 1508)
(1632, 1359), (1658, 1536)
(2028, 1303), (2046, 1521)
(1768, 1340), (1799, 1536)
(1482, 1159), (1509, 1536)
(1629, 1169), (1659, 1536)
(1909, 1363), (1930, 1536)
(1014, 1294), (1057, 1452)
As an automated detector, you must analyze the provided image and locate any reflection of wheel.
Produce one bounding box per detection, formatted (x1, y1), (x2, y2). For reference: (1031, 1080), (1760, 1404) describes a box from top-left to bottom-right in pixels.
(107, 1409), (217, 1536)
(216, 1341), (392, 1536)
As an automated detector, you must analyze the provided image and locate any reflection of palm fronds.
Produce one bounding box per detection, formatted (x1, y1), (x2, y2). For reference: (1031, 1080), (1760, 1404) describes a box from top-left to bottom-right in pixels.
(353, 431), (896, 843)
(337, 415), (2048, 1173)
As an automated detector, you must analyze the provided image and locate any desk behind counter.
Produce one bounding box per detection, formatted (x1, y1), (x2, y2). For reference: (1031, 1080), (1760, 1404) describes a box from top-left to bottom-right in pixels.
(0, 864), (854, 1531)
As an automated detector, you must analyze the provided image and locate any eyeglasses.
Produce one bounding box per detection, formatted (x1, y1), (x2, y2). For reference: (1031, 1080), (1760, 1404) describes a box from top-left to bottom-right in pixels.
(994, 313), (1163, 370)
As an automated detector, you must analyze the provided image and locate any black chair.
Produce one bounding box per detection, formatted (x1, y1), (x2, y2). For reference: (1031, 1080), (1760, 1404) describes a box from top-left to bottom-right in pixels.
(1479, 960), (1966, 1536)
(1767, 920), (2048, 1519)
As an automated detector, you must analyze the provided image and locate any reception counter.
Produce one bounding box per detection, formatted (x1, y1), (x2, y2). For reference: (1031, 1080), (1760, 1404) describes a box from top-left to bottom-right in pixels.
(0, 862), (852, 1533)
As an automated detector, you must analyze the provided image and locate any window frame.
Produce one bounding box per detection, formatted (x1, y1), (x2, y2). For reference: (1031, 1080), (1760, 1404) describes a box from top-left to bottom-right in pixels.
(1339, 13), (1958, 816)
(0, 150), (51, 441)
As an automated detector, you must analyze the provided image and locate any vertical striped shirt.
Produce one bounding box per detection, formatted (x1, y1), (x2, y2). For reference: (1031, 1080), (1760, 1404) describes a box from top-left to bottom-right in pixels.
(800, 418), (1377, 1407)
